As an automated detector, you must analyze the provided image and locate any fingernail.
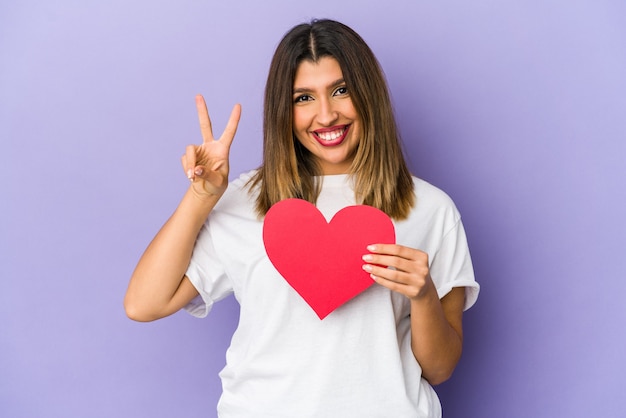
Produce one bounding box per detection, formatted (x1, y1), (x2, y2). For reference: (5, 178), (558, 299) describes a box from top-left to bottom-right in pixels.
(367, 245), (377, 251)
(362, 264), (373, 272)
(194, 167), (204, 176)
(362, 254), (373, 262)
(187, 169), (193, 179)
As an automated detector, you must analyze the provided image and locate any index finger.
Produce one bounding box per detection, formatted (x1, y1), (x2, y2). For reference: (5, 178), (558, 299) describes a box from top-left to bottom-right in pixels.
(366, 243), (424, 260)
(196, 94), (214, 144)
(218, 103), (242, 146)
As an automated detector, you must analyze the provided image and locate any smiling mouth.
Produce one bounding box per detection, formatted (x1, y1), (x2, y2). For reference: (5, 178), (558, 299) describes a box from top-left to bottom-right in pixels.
(313, 125), (350, 146)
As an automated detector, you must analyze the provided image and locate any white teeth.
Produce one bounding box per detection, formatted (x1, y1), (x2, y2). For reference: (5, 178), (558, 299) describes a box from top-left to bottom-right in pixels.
(317, 129), (344, 141)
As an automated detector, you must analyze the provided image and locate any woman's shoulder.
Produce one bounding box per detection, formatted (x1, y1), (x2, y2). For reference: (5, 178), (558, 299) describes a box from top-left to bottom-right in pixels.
(228, 169), (258, 192)
(412, 176), (455, 203)
(410, 176), (461, 220)
(211, 169), (259, 215)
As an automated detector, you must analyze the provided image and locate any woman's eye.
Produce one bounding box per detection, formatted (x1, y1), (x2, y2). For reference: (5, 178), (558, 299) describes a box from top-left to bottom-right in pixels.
(294, 94), (312, 103)
(334, 86), (348, 96)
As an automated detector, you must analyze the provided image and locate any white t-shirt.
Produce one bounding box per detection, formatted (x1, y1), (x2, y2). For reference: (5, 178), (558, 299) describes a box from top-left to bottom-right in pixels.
(185, 171), (479, 418)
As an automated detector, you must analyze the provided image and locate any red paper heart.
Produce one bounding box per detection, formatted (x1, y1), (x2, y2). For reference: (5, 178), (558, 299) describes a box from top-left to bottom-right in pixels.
(263, 198), (396, 319)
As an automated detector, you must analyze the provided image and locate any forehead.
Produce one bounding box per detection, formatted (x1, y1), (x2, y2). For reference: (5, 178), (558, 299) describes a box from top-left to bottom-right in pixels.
(293, 56), (344, 88)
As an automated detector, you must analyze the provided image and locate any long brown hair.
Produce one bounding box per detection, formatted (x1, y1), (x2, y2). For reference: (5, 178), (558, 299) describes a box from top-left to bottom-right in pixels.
(248, 19), (415, 220)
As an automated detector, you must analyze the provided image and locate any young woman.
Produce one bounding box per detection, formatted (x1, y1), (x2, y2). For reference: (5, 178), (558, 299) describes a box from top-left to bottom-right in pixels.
(125, 19), (479, 417)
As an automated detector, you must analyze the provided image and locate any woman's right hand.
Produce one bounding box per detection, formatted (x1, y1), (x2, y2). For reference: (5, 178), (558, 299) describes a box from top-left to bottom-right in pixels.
(182, 95), (242, 199)
(124, 96), (241, 322)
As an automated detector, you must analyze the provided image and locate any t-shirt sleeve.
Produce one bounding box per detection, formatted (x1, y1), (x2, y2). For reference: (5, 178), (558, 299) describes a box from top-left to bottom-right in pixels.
(430, 217), (479, 311)
(183, 221), (234, 318)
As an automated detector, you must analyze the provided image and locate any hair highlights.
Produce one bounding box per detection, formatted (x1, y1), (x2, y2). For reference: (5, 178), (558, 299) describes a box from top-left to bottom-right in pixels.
(248, 19), (415, 220)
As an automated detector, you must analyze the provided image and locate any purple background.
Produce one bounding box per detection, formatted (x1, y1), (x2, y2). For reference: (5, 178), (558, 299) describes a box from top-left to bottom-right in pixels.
(2, 1), (625, 417)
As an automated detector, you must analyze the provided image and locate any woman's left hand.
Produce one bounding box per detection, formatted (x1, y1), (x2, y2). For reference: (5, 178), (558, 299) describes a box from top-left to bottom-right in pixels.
(363, 243), (466, 385)
(362, 243), (435, 300)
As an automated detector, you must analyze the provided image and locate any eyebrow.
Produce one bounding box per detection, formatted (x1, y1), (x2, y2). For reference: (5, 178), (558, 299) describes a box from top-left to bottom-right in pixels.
(293, 78), (346, 94)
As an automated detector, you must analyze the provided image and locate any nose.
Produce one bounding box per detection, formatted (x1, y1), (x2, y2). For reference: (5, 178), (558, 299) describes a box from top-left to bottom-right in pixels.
(316, 97), (338, 126)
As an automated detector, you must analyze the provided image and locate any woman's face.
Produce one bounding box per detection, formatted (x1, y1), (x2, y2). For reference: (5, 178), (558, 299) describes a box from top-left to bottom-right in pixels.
(292, 56), (361, 175)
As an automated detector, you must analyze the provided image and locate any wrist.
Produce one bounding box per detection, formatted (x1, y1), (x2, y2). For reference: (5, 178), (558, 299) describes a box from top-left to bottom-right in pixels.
(409, 275), (438, 304)
(179, 184), (223, 223)
(189, 182), (226, 202)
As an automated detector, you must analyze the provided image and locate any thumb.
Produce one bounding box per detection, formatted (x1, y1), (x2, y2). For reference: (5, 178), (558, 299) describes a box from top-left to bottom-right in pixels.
(192, 165), (228, 194)
(192, 160), (225, 179)
(193, 166), (205, 177)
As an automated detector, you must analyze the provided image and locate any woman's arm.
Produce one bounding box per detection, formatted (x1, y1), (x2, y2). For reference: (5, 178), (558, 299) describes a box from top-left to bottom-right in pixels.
(124, 189), (220, 322)
(408, 285), (465, 385)
(124, 96), (241, 322)
(362, 244), (465, 385)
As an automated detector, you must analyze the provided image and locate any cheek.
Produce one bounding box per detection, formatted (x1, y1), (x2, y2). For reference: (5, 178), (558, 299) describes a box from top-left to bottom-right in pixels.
(292, 109), (308, 133)
(341, 104), (360, 129)
(348, 106), (359, 121)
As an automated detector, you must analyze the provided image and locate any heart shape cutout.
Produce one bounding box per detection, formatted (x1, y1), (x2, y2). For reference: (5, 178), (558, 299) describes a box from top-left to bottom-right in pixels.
(263, 198), (395, 319)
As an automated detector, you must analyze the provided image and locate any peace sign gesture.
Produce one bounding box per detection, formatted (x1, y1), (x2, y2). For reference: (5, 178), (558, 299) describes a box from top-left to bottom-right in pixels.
(182, 95), (242, 199)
